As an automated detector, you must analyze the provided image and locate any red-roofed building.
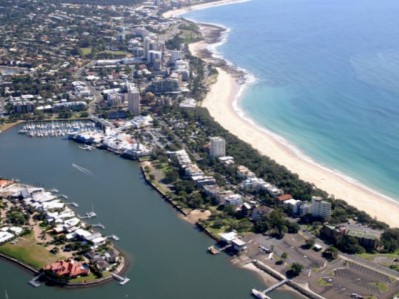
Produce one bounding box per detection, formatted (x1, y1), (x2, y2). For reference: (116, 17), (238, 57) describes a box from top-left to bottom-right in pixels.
(0, 179), (13, 190)
(276, 194), (293, 202)
(44, 259), (90, 278)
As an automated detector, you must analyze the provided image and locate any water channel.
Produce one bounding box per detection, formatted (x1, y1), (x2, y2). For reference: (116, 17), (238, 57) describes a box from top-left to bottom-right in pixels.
(0, 125), (301, 299)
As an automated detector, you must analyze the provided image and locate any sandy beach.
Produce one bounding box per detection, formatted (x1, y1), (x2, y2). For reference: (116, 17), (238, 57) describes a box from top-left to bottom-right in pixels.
(182, 4), (399, 228)
(162, 0), (249, 18)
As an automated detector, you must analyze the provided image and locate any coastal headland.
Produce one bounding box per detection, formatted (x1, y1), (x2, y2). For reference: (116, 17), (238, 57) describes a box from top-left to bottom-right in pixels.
(175, 1), (399, 228)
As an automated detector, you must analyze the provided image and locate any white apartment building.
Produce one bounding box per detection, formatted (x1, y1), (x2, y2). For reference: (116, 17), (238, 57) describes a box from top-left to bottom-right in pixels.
(311, 196), (331, 220)
(209, 136), (226, 158)
(126, 82), (141, 116)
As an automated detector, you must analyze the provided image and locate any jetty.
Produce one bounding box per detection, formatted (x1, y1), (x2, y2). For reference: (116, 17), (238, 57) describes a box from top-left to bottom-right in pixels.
(207, 244), (231, 255)
(78, 210), (96, 219)
(263, 278), (289, 293)
(28, 273), (44, 288)
(91, 223), (105, 229)
(111, 273), (130, 285)
(251, 279), (289, 298)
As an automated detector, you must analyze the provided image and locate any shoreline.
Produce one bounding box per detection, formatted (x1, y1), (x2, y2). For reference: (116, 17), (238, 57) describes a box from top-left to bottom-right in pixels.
(179, 3), (399, 227)
(0, 120), (24, 133)
(162, 0), (251, 19)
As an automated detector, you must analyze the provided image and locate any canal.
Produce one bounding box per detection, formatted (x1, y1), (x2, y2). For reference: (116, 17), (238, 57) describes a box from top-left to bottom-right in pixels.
(0, 125), (301, 299)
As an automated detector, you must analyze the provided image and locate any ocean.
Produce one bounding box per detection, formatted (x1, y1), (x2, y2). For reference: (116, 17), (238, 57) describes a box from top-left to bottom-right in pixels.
(183, 0), (399, 201)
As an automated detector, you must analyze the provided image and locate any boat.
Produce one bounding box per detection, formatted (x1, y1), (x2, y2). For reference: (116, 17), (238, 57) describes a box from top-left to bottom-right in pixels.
(208, 245), (219, 255)
(79, 145), (94, 151)
(86, 211), (96, 218)
(251, 289), (270, 299)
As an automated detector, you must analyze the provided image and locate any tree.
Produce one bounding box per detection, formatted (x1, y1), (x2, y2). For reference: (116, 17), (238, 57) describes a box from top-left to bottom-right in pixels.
(322, 246), (339, 260)
(164, 170), (179, 184)
(287, 263), (303, 277)
(337, 235), (365, 254)
(304, 238), (316, 249)
(381, 228), (399, 253)
(287, 222), (300, 233)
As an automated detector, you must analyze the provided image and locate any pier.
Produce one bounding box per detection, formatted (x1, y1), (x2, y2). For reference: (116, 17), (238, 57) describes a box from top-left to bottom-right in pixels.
(251, 279), (289, 299)
(92, 223), (105, 229)
(66, 202), (79, 207)
(263, 279), (289, 294)
(208, 244), (232, 254)
(78, 211), (96, 219)
(111, 273), (130, 285)
(28, 273), (44, 287)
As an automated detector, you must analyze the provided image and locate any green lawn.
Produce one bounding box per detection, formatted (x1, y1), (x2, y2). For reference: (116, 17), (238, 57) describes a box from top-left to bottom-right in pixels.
(358, 250), (399, 261)
(79, 47), (92, 56)
(69, 272), (98, 283)
(97, 50), (130, 57)
(0, 231), (64, 269)
(369, 282), (389, 293)
(317, 278), (333, 287)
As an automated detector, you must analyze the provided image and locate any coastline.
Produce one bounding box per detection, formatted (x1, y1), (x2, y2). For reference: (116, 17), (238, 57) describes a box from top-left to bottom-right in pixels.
(179, 3), (399, 228)
(0, 120), (24, 133)
(162, 0), (250, 18)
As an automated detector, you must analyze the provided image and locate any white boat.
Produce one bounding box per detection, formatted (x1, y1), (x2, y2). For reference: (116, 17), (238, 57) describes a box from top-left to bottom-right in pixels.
(251, 289), (270, 299)
(86, 211), (96, 218)
(79, 145), (94, 151)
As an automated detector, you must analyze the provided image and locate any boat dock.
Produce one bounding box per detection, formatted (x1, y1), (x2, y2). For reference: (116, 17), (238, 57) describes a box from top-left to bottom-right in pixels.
(78, 211), (96, 219)
(28, 273), (44, 287)
(263, 278), (289, 293)
(92, 223), (105, 229)
(111, 273), (130, 285)
(18, 120), (100, 138)
(251, 279), (289, 298)
(207, 244), (231, 255)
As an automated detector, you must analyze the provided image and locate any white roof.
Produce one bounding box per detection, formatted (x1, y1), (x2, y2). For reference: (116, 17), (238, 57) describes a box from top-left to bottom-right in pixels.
(75, 229), (92, 239)
(284, 199), (301, 206)
(63, 217), (80, 228)
(219, 231), (238, 242)
(0, 232), (14, 243)
(9, 227), (23, 235)
(91, 237), (106, 244)
(232, 238), (247, 247)
(42, 200), (65, 210)
(32, 191), (56, 203)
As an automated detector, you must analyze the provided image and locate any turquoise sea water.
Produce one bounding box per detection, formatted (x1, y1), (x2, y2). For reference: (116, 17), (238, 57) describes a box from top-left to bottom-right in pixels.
(183, 0), (399, 200)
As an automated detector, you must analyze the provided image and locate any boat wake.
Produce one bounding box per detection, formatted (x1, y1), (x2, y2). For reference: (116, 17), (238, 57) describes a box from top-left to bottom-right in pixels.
(72, 163), (93, 175)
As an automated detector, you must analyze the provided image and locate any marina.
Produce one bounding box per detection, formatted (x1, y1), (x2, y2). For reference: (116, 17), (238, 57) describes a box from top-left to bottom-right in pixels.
(17, 120), (101, 138)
